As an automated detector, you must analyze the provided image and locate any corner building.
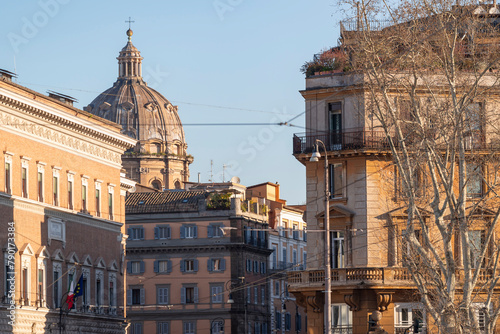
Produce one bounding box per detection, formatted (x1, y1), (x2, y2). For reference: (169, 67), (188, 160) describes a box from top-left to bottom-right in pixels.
(125, 182), (272, 334)
(0, 70), (136, 333)
(288, 6), (500, 334)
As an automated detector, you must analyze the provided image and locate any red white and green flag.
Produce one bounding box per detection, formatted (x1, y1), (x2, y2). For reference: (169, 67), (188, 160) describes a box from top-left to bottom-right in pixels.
(66, 274), (83, 309)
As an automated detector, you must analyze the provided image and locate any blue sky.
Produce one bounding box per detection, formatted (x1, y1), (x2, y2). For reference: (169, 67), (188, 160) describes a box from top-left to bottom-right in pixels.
(0, 0), (345, 204)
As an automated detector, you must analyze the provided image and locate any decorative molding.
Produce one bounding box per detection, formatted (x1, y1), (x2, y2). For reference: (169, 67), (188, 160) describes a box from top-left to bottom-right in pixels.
(376, 291), (394, 312)
(0, 103), (125, 168)
(306, 293), (323, 313)
(343, 292), (359, 311)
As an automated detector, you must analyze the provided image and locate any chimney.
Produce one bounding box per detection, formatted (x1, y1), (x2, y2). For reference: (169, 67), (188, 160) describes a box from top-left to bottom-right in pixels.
(47, 91), (77, 106)
(0, 69), (17, 82)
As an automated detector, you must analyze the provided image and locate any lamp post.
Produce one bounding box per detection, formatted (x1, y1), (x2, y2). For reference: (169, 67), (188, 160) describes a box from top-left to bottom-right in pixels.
(280, 290), (288, 334)
(226, 277), (246, 334)
(310, 139), (331, 334)
(279, 290), (301, 334)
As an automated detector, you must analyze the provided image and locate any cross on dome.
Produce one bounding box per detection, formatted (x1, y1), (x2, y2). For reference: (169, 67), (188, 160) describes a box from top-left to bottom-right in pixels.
(125, 17), (135, 41)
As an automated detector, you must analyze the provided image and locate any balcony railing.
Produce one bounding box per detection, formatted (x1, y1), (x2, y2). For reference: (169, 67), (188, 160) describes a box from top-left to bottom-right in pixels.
(332, 326), (353, 334)
(293, 130), (391, 155)
(288, 267), (413, 286)
(293, 130), (493, 155)
(289, 267), (497, 287)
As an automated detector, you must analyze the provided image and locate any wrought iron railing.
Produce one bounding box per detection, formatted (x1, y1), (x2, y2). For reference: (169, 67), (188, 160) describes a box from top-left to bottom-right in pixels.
(293, 130), (391, 155)
(293, 130), (493, 155)
(332, 326), (353, 334)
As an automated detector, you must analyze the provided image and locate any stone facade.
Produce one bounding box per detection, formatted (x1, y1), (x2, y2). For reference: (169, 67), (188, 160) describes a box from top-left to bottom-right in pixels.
(125, 183), (275, 334)
(0, 73), (136, 333)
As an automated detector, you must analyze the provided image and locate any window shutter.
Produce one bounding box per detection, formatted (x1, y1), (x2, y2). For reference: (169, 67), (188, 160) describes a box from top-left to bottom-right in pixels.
(167, 260), (172, 273)
(180, 226), (185, 239)
(127, 262), (132, 274)
(194, 287), (199, 303)
(303, 231), (307, 242)
(126, 289), (132, 305)
(208, 259), (213, 272)
(193, 226), (198, 238)
(140, 228), (144, 240)
(181, 287), (186, 304)
(194, 259), (199, 272)
(127, 228), (132, 239)
(140, 288), (145, 305)
(207, 225), (213, 238)
(167, 225), (171, 239)
(140, 261), (145, 274)
(180, 260), (185, 272)
(157, 288), (162, 304)
(154, 260), (159, 273)
(154, 227), (159, 239)
(220, 259), (226, 271)
(297, 314), (302, 331)
(263, 323), (268, 334)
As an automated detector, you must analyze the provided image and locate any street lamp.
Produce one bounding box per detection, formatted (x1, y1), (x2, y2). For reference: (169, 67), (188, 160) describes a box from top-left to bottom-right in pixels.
(279, 290), (301, 334)
(310, 139), (331, 334)
(226, 277), (246, 333)
(211, 317), (225, 334)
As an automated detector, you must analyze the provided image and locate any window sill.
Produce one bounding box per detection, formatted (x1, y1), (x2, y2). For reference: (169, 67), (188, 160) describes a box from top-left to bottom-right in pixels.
(328, 197), (347, 204)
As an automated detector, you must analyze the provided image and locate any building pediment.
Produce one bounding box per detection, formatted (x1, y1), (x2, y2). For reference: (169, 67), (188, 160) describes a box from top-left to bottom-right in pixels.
(36, 246), (50, 259)
(95, 257), (106, 269)
(19, 243), (34, 256)
(315, 204), (355, 219)
(52, 249), (64, 262)
(388, 206), (432, 219)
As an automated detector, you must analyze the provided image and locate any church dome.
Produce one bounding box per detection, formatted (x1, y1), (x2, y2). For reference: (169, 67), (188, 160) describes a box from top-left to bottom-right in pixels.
(85, 30), (192, 190)
(85, 30), (186, 146)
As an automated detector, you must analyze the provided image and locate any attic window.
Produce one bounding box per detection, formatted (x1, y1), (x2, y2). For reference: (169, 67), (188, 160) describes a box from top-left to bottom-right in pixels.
(182, 199), (188, 203)
(138, 200), (145, 205)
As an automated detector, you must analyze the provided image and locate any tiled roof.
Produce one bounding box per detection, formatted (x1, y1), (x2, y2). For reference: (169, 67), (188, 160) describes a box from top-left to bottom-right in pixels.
(126, 190), (206, 214)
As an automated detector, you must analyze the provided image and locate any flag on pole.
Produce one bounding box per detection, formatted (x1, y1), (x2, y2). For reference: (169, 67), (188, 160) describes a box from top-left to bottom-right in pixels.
(74, 274), (84, 298)
(66, 276), (75, 309)
(66, 274), (84, 309)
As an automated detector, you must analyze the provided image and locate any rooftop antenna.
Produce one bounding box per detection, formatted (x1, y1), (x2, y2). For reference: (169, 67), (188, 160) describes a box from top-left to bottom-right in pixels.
(222, 164), (232, 182)
(209, 160), (213, 183)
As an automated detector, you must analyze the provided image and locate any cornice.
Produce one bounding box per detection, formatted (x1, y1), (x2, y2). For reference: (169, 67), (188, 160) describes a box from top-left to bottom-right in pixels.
(0, 93), (134, 149)
(0, 193), (123, 232)
(126, 243), (272, 256)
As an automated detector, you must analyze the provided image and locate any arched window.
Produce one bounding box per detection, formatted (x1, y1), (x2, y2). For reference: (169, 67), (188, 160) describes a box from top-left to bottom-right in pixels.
(174, 181), (181, 189)
(151, 180), (162, 190)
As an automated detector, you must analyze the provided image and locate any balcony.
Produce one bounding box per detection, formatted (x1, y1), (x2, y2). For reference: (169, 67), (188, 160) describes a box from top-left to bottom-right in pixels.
(288, 267), (496, 289)
(293, 130), (390, 155)
(293, 130), (495, 155)
(288, 267), (413, 288)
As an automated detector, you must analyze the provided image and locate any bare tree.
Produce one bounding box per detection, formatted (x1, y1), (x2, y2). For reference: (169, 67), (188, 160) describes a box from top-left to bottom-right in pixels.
(336, 0), (500, 332)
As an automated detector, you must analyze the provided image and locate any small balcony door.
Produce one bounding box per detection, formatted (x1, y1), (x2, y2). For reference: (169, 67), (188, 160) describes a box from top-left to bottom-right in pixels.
(331, 231), (345, 269)
(329, 102), (342, 150)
